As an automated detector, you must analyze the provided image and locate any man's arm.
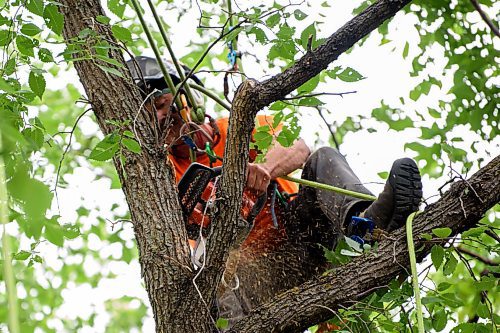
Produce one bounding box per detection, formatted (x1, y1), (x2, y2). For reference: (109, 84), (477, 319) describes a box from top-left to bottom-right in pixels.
(246, 138), (311, 195)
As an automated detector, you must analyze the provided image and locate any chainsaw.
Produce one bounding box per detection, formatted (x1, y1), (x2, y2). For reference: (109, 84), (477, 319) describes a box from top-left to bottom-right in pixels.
(177, 163), (267, 240)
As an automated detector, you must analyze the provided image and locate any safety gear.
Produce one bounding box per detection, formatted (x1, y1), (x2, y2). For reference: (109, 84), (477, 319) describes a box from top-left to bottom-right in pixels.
(362, 158), (422, 231)
(125, 56), (205, 122)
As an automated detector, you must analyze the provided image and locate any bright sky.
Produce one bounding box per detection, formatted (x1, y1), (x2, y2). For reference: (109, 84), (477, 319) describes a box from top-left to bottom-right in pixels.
(9, 0), (499, 332)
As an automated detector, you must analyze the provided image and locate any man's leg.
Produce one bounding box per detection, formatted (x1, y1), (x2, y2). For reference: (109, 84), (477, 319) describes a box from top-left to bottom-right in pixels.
(224, 147), (422, 316)
(229, 148), (376, 311)
(284, 146), (375, 250)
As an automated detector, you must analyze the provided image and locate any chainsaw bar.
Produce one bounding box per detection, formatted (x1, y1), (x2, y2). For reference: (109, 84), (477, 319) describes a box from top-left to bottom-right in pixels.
(178, 163), (221, 217)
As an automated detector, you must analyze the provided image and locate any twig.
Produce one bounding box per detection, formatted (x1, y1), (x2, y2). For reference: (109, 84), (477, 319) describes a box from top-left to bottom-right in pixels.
(400, 305), (414, 333)
(171, 17), (247, 106)
(316, 106), (340, 151)
(282, 91), (357, 100)
(455, 249), (496, 329)
(194, 69), (247, 77)
(106, 218), (133, 231)
(451, 168), (484, 203)
(485, 229), (500, 243)
(469, 0), (500, 37)
(312, 304), (354, 333)
(459, 194), (467, 218)
(54, 108), (92, 211)
(456, 246), (499, 266)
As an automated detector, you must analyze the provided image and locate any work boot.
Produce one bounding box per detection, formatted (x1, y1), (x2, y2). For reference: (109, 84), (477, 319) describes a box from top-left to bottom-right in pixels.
(363, 158), (422, 232)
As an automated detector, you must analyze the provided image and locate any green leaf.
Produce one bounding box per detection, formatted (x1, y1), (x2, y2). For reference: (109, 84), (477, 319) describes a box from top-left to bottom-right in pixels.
(43, 4), (64, 35)
(298, 75), (320, 94)
(38, 48), (54, 62)
(440, 293), (463, 308)
(420, 233), (432, 240)
(300, 23), (316, 49)
(266, 13), (280, 28)
(122, 137), (141, 154)
(253, 131), (273, 150)
(428, 108), (441, 118)
(89, 134), (120, 161)
(22, 128), (44, 150)
(443, 253), (458, 275)
(337, 67), (364, 82)
(476, 302), (489, 319)
(14, 250), (31, 260)
(432, 309), (447, 332)
(432, 227), (452, 238)
(377, 171), (388, 179)
(26, 0), (45, 16)
(437, 282), (452, 292)
(269, 101), (287, 111)
(63, 224), (80, 239)
(29, 71), (46, 99)
(431, 245), (445, 269)
(0, 30), (13, 46)
(402, 41), (409, 59)
(298, 97), (323, 107)
(45, 218), (64, 247)
(21, 23), (42, 36)
(474, 276), (496, 292)
(3, 58), (16, 75)
(272, 112), (284, 128)
(123, 130), (135, 138)
(16, 35), (35, 57)
(108, 0), (127, 18)
(216, 318), (229, 329)
(96, 64), (124, 78)
(96, 15), (111, 24)
(111, 25), (132, 43)
(294, 9), (307, 21)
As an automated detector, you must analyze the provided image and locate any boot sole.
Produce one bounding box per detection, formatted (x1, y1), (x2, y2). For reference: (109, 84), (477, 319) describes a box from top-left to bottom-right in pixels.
(386, 158), (423, 231)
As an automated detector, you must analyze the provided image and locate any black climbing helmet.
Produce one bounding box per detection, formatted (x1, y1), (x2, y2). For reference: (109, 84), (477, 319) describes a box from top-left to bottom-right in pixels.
(126, 56), (204, 105)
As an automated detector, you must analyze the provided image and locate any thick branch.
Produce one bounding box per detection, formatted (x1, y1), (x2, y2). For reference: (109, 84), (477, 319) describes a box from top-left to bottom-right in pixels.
(255, 0), (412, 108)
(232, 155), (500, 333)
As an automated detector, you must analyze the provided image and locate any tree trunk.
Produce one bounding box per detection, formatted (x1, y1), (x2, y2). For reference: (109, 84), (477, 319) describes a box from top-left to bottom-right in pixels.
(60, 2), (214, 331)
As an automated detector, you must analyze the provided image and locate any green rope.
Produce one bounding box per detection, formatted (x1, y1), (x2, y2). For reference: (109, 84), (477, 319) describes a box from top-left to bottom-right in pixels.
(129, 0), (182, 109)
(188, 83), (231, 111)
(0, 131), (20, 333)
(281, 175), (377, 201)
(406, 212), (424, 333)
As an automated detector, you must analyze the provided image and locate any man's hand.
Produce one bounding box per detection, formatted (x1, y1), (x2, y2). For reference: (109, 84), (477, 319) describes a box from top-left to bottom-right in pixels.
(246, 163), (271, 195)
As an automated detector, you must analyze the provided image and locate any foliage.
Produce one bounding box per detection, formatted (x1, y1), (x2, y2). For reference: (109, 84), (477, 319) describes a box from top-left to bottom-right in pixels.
(0, 0), (498, 332)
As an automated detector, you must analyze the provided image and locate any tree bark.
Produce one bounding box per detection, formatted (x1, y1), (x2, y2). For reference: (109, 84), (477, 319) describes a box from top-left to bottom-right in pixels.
(230, 155), (500, 333)
(57, 0), (500, 332)
(60, 2), (212, 332)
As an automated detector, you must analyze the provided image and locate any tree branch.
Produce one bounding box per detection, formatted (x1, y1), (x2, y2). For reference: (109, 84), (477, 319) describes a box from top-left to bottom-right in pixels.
(469, 0), (500, 38)
(255, 0), (412, 109)
(231, 155), (500, 333)
(456, 246), (500, 266)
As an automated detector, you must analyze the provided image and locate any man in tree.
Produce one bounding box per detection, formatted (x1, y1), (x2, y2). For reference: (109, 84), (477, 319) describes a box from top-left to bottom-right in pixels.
(127, 56), (423, 322)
